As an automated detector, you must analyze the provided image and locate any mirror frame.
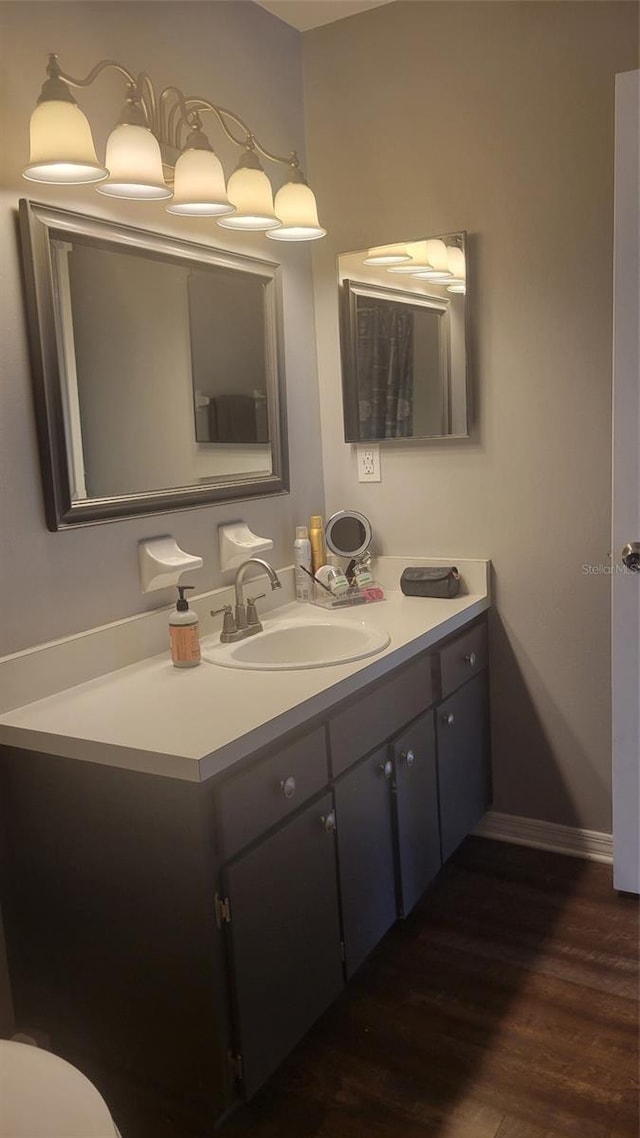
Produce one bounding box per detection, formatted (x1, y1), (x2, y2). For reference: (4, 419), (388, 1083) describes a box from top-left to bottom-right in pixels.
(325, 509), (372, 559)
(339, 232), (470, 443)
(18, 199), (289, 530)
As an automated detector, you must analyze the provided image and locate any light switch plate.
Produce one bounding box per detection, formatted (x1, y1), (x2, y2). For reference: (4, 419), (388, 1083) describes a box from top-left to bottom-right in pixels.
(357, 444), (381, 482)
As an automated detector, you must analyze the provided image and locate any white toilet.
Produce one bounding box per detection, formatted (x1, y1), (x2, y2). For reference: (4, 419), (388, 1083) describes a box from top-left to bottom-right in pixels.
(0, 1040), (121, 1137)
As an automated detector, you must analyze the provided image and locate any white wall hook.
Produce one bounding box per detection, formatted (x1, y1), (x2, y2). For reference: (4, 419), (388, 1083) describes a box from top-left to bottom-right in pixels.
(219, 522), (274, 572)
(139, 537), (203, 593)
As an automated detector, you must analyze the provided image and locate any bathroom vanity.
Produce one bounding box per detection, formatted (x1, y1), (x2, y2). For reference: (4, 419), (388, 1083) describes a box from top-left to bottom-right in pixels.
(0, 574), (490, 1128)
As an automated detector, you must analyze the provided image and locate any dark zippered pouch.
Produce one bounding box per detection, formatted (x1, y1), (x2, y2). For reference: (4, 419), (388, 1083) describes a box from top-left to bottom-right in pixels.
(400, 566), (461, 599)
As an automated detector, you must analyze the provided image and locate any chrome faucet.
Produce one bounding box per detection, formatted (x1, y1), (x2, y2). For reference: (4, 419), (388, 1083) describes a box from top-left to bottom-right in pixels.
(212, 557), (282, 643)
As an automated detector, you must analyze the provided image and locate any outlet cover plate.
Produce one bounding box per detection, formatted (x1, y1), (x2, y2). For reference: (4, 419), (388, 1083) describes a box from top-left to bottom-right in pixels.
(357, 444), (381, 482)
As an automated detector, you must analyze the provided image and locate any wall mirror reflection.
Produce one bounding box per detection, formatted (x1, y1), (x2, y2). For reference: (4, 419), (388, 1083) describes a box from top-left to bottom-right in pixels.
(19, 200), (287, 529)
(338, 233), (469, 442)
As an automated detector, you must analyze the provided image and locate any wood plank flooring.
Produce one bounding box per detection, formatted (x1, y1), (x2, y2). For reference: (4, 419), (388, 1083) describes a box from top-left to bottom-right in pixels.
(90, 838), (639, 1137)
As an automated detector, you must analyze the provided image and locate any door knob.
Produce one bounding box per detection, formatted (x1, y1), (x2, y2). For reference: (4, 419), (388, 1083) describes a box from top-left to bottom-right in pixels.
(622, 543), (640, 572)
(464, 651), (477, 667)
(320, 811), (336, 832)
(442, 712), (455, 727)
(378, 759), (393, 779)
(401, 749), (415, 767)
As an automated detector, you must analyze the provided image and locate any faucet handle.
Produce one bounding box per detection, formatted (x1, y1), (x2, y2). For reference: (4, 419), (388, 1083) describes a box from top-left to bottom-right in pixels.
(211, 604), (237, 641)
(246, 594), (266, 626)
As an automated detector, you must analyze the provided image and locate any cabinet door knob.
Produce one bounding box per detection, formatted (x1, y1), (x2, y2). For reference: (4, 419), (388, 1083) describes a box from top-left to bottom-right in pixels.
(464, 651), (477, 667)
(280, 776), (296, 799)
(320, 810), (336, 832)
(378, 759), (393, 780)
(442, 712), (455, 727)
(402, 749), (416, 767)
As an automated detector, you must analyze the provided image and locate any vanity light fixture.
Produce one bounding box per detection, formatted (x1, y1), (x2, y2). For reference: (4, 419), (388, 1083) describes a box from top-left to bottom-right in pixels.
(23, 54), (325, 241)
(445, 245), (466, 293)
(446, 245), (465, 279)
(218, 147), (280, 231)
(23, 63), (108, 184)
(386, 240), (435, 274)
(96, 88), (170, 200)
(267, 165), (326, 241)
(411, 238), (453, 281)
(362, 243), (411, 266)
(166, 116), (233, 216)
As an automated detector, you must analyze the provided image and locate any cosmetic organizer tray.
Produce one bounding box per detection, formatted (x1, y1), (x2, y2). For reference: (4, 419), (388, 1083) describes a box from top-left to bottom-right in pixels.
(309, 581), (386, 610)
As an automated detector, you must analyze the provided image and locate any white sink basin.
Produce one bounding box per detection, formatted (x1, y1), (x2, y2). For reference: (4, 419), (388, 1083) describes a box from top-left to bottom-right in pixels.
(202, 615), (390, 670)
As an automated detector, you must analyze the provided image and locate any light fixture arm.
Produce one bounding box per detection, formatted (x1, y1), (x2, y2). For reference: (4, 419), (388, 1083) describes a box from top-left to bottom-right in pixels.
(47, 54), (297, 169)
(52, 55), (137, 94)
(177, 95), (296, 168)
(50, 54), (157, 129)
(162, 88), (298, 171)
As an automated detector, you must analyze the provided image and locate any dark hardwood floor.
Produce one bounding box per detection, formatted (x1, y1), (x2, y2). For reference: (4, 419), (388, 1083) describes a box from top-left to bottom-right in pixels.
(91, 838), (639, 1138)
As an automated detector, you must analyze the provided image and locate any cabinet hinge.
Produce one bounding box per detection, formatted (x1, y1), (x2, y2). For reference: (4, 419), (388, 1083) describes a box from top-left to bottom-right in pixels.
(215, 893), (231, 928)
(340, 940), (346, 963)
(228, 1050), (243, 1084)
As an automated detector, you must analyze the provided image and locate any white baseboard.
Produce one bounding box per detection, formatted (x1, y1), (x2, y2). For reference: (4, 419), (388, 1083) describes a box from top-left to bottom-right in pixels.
(475, 810), (613, 864)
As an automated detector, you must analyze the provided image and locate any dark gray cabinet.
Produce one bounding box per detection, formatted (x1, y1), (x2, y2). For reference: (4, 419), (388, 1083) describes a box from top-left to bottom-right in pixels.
(335, 708), (442, 976)
(334, 747), (397, 977)
(0, 613), (491, 1127)
(437, 672), (490, 862)
(328, 653), (434, 777)
(393, 710), (441, 918)
(223, 791), (343, 1097)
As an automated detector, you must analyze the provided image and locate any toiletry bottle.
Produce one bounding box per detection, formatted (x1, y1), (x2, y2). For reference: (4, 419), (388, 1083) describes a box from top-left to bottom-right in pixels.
(294, 525), (312, 602)
(169, 585), (201, 668)
(309, 515), (326, 575)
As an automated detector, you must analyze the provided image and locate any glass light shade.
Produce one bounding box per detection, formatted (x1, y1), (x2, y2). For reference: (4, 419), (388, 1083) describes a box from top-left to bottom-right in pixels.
(363, 243), (410, 266)
(387, 241), (434, 274)
(167, 148), (234, 216)
(218, 167), (280, 231)
(424, 239), (452, 277)
(446, 246), (466, 279)
(267, 181), (326, 241)
(447, 281), (466, 294)
(96, 124), (170, 200)
(23, 100), (107, 184)
(411, 269), (452, 281)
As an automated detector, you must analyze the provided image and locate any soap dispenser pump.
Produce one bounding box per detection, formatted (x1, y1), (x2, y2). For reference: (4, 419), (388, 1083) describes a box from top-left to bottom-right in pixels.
(169, 585), (201, 668)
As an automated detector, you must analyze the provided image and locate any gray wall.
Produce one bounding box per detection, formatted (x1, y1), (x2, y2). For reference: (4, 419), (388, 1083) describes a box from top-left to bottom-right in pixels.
(0, 1), (324, 654)
(304, 0), (639, 832)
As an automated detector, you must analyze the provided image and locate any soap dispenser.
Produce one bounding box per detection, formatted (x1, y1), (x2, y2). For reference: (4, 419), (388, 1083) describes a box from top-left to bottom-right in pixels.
(169, 585), (201, 668)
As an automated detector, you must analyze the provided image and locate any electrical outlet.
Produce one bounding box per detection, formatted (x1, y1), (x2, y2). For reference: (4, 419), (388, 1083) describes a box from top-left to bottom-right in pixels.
(357, 444), (381, 482)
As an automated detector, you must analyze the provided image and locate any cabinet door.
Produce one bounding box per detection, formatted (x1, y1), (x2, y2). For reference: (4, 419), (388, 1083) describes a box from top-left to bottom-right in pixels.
(393, 711), (441, 917)
(224, 792), (343, 1098)
(334, 747), (397, 978)
(437, 673), (490, 862)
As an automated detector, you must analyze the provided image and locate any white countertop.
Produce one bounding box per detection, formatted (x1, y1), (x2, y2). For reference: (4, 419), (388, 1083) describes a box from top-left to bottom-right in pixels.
(0, 586), (489, 782)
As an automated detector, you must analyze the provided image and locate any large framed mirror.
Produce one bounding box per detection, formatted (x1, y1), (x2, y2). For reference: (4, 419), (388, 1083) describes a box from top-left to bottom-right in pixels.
(19, 200), (288, 529)
(339, 233), (469, 442)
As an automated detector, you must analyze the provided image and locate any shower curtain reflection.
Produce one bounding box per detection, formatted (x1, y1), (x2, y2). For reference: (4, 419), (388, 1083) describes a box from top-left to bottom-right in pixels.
(356, 301), (413, 439)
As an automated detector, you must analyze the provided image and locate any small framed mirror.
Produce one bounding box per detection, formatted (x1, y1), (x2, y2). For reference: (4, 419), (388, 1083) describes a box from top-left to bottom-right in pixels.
(339, 233), (470, 442)
(325, 510), (372, 559)
(19, 200), (288, 529)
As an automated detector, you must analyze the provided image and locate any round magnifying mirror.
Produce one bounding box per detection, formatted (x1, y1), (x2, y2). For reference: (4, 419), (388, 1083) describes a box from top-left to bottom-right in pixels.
(325, 510), (372, 559)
